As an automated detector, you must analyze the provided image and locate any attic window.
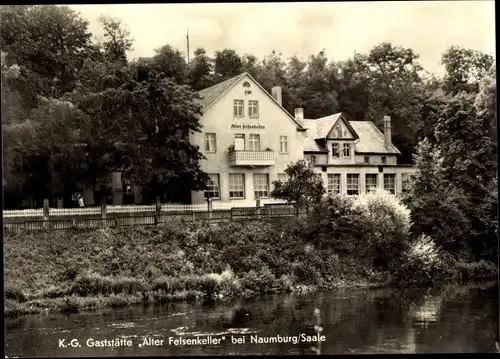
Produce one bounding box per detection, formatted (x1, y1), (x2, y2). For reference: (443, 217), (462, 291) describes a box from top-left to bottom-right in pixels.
(242, 81), (251, 88)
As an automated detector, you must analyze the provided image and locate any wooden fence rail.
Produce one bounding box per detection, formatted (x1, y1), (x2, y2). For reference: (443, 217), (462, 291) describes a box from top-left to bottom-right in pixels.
(3, 198), (292, 218)
(3, 206), (299, 232)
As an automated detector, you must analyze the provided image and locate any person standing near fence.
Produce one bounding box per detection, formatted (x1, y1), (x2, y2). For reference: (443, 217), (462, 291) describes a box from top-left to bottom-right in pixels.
(78, 194), (85, 208)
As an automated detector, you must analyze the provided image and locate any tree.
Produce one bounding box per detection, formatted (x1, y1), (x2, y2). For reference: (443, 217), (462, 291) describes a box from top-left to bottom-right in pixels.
(300, 50), (339, 118)
(363, 43), (425, 164)
(187, 47), (215, 91)
(336, 54), (371, 121)
(283, 55), (307, 113)
(0, 5), (93, 103)
(214, 49), (242, 80)
(63, 66), (209, 203)
(241, 53), (260, 78)
(152, 45), (188, 84)
(408, 66), (498, 260)
(97, 15), (133, 64)
(404, 138), (471, 254)
(270, 160), (325, 216)
(441, 46), (494, 94)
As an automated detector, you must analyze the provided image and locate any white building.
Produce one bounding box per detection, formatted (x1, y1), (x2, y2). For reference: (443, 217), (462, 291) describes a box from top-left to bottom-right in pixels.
(190, 72), (307, 205)
(80, 72), (415, 207)
(191, 72), (415, 205)
(301, 111), (415, 196)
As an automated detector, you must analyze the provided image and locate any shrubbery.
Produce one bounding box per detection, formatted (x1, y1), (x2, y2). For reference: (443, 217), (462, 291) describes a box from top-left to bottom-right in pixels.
(392, 234), (442, 286)
(3, 188), (497, 317)
(303, 190), (412, 271)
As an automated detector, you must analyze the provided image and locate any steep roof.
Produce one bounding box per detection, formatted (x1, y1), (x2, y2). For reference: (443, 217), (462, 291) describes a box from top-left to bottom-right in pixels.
(303, 114), (401, 155)
(349, 121), (401, 155)
(303, 119), (328, 152)
(197, 72), (306, 130)
(197, 73), (246, 112)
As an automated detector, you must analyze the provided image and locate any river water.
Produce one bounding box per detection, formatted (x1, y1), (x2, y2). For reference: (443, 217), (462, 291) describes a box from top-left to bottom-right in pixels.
(5, 283), (498, 356)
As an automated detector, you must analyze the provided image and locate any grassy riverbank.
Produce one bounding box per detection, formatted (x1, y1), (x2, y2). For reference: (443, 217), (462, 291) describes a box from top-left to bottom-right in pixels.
(4, 193), (497, 318)
(4, 220), (391, 318)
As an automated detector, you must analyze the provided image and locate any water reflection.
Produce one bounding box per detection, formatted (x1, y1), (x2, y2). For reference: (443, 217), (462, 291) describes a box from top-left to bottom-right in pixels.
(5, 282), (497, 356)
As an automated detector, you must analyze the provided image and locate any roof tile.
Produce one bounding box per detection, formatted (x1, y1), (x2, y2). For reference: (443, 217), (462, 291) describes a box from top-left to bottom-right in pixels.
(349, 121), (401, 155)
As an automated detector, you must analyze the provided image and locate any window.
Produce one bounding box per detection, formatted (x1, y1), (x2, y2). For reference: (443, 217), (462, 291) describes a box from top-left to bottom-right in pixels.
(309, 155), (316, 164)
(402, 173), (411, 193)
(277, 173), (288, 183)
(234, 134), (245, 151)
(248, 100), (259, 118)
(279, 136), (289, 153)
(253, 173), (269, 198)
(205, 174), (220, 199)
(364, 156), (370, 164)
(384, 174), (396, 194)
(332, 143), (340, 157)
(249, 134), (260, 151)
(365, 174), (378, 193)
(381, 156), (387, 164)
(327, 174), (341, 194)
(229, 173), (245, 199)
(347, 174), (359, 195)
(205, 133), (216, 153)
(233, 100), (244, 117)
(343, 143), (351, 157)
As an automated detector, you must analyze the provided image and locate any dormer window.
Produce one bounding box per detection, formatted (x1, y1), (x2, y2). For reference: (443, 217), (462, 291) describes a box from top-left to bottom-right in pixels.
(343, 143), (351, 157)
(332, 143), (340, 157)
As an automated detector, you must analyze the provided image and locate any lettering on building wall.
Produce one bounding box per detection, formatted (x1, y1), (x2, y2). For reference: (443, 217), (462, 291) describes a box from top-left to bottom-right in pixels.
(230, 124), (266, 130)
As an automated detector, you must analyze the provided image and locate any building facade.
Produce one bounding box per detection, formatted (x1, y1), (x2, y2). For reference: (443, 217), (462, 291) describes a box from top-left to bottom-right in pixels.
(192, 73), (415, 205)
(300, 111), (415, 197)
(190, 73), (307, 205)
(77, 72), (415, 207)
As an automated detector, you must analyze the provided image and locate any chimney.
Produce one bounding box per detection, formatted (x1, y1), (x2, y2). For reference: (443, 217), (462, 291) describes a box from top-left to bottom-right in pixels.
(294, 108), (304, 126)
(383, 115), (392, 148)
(271, 86), (282, 106)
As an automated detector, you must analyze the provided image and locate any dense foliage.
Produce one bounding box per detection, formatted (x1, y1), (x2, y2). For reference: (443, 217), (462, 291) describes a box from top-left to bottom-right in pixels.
(270, 160), (325, 215)
(2, 5), (495, 209)
(5, 191), (496, 316)
(1, 5), (497, 265)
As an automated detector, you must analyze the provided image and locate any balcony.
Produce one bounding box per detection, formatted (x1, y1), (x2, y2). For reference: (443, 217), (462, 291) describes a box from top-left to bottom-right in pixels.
(228, 150), (275, 167)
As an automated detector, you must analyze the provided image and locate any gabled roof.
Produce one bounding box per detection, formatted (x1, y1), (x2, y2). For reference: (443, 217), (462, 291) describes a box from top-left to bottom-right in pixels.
(197, 74), (246, 112)
(197, 72), (306, 131)
(303, 113), (401, 155)
(318, 113), (359, 140)
(349, 121), (401, 155)
(303, 120), (328, 152)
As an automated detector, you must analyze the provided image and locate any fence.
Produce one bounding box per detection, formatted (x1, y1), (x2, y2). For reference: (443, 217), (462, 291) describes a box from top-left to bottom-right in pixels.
(3, 199), (289, 218)
(3, 205), (298, 231)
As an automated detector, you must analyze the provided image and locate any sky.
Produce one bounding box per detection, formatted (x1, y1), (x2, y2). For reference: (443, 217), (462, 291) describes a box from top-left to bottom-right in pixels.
(70, 1), (495, 76)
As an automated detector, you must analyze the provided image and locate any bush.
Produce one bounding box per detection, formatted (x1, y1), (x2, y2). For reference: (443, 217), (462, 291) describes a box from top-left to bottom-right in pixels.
(240, 266), (276, 294)
(304, 191), (411, 270)
(4, 285), (27, 302)
(392, 234), (442, 286)
(458, 260), (497, 281)
(353, 190), (411, 269)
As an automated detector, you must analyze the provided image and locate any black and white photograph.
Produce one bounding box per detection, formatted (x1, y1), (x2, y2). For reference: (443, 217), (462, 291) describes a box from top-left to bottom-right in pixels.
(2, 1), (498, 356)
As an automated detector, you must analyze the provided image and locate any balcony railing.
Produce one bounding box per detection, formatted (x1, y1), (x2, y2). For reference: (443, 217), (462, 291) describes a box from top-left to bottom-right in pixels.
(228, 150), (276, 167)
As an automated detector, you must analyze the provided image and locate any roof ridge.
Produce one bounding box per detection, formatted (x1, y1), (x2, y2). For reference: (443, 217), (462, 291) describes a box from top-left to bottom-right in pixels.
(198, 72), (247, 94)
